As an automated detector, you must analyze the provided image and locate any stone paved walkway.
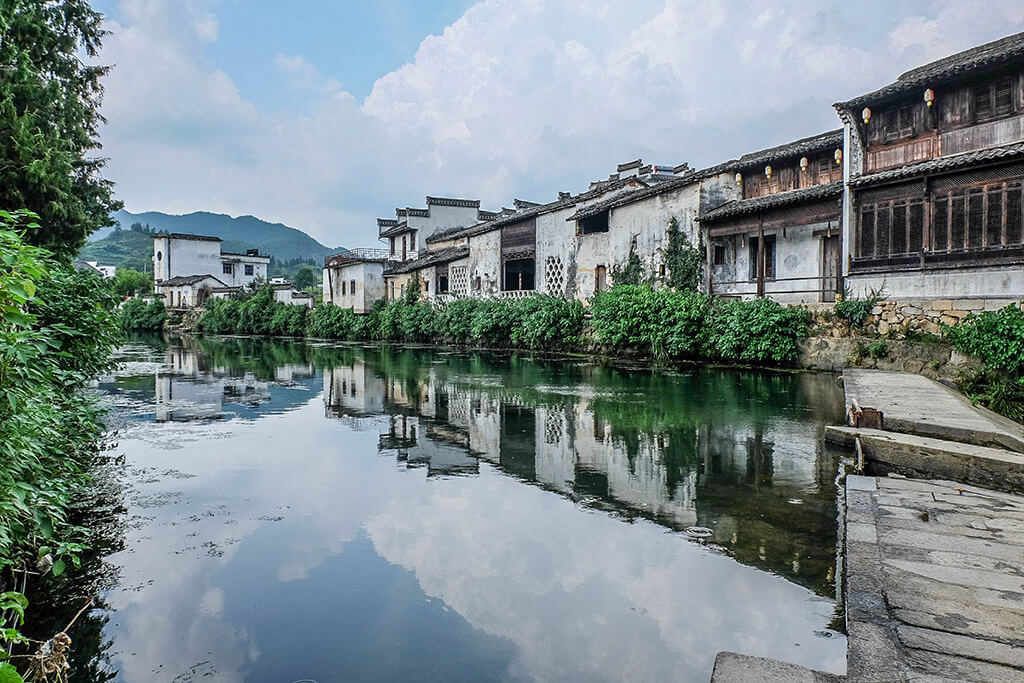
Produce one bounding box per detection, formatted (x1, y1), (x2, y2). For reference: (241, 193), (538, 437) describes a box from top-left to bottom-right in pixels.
(843, 370), (1024, 453)
(845, 475), (1024, 682)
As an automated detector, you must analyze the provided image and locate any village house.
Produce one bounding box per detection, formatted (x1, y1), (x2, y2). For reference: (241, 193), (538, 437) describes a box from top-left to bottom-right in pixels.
(834, 31), (1024, 321)
(391, 163), (722, 303)
(698, 130), (845, 303)
(272, 283), (315, 308)
(153, 232), (270, 308)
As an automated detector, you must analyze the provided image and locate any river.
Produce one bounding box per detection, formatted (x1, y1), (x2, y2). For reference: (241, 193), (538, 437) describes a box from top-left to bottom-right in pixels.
(33, 335), (850, 682)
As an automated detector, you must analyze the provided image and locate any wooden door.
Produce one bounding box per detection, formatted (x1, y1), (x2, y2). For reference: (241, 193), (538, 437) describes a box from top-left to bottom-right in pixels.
(595, 265), (607, 292)
(821, 235), (841, 302)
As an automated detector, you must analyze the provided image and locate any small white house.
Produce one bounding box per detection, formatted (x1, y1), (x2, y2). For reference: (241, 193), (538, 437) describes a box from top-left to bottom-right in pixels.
(153, 233), (269, 294)
(273, 284), (315, 308)
(157, 274), (228, 309)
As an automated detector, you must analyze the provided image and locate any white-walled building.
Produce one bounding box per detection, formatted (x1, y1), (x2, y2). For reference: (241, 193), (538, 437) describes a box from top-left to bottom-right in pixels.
(153, 233), (270, 307)
(323, 250), (389, 314)
(272, 283), (314, 308)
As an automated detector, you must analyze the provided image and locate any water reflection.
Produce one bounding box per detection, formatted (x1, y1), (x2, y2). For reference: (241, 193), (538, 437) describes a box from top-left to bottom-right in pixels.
(323, 349), (845, 595)
(42, 337), (848, 683)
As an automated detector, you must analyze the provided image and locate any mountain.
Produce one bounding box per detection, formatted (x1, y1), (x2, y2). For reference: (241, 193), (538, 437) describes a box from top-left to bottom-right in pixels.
(93, 209), (342, 263)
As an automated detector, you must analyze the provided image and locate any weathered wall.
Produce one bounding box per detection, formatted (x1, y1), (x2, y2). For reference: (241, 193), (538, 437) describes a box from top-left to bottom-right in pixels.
(155, 237), (222, 282)
(846, 266), (1024, 302)
(711, 221), (833, 304)
(408, 203), (480, 242)
(466, 230), (501, 296)
(219, 255), (269, 288)
(858, 297), (1021, 335)
(327, 262), (386, 313)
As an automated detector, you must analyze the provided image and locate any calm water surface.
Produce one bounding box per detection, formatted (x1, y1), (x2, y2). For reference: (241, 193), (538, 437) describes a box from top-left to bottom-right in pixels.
(37, 336), (851, 682)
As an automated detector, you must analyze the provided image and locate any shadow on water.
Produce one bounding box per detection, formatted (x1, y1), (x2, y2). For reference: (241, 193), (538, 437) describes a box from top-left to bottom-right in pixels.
(29, 334), (850, 682)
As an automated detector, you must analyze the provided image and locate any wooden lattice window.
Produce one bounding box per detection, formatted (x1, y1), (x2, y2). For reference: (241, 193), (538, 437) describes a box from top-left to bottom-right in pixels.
(883, 106), (914, 143)
(932, 180), (1024, 251)
(857, 197), (925, 257)
(974, 77), (1015, 122)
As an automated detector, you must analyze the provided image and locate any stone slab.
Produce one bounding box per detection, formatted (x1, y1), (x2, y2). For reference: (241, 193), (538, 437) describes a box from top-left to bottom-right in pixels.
(826, 426), (1024, 493)
(843, 369), (1024, 453)
(709, 652), (843, 683)
(843, 476), (1024, 683)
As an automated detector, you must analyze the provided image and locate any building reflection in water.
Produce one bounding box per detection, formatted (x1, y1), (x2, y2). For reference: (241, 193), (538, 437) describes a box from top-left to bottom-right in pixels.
(323, 348), (846, 596)
(153, 339), (316, 422)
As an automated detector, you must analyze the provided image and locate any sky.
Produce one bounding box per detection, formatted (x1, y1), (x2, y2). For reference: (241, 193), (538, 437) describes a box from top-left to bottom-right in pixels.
(92, 0), (1024, 248)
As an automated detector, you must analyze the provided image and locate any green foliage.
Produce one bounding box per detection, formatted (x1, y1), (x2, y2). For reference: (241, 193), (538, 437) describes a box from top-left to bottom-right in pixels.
(110, 267), (153, 299)
(0, 1), (121, 256)
(945, 305), (1024, 377)
(663, 217), (703, 292)
(77, 228), (155, 273)
(293, 265), (318, 291)
(195, 284), (310, 337)
(705, 297), (812, 364)
(0, 211), (119, 599)
(834, 285), (885, 330)
(945, 305), (1024, 421)
(120, 297), (166, 332)
(610, 243), (646, 286)
(591, 285), (810, 364)
(855, 339), (889, 360)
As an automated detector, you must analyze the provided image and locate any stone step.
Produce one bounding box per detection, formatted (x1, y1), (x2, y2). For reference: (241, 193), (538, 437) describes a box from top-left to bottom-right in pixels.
(709, 652), (844, 683)
(842, 369), (1024, 453)
(825, 426), (1024, 494)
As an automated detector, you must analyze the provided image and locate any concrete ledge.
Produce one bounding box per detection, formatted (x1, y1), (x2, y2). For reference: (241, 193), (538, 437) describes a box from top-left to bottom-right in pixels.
(709, 652), (844, 683)
(827, 426), (1024, 494)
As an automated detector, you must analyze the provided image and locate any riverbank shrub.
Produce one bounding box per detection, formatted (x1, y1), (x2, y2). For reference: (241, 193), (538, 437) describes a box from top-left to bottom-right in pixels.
(120, 297), (166, 331)
(196, 284), (310, 337)
(706, 297), (812, 364)
(0, 213), (120, 655)
(945, 304), (1024, 420)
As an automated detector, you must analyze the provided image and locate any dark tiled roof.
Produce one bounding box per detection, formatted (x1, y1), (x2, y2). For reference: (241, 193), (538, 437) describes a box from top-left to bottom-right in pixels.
(849, 143), (1024, 188)
(476, 210), (500, 221)
(383, 246), (469, 275)
(698, 182), (843, 223)
(617, 159), (642, 172)
(451, 177), (648, 240)
(154, 232), (221, 242)
(426, 196), (480, 208)
(566, 173), (699, 221)
(158, 274), (227, 287)
(835, 31), (1024, 109)
(377, 218), (398, 228)
(513, 198), (541, 209)
(210, 286), (241, 293)
(221, 251), (269, 259)
(425, 220), (489, 244)
(733, 130), (843, 170)
(379, 222), (411, 238)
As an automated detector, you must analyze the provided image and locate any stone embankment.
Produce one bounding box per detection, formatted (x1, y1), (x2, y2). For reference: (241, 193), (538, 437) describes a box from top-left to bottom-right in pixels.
(711, 369), (1024, 683)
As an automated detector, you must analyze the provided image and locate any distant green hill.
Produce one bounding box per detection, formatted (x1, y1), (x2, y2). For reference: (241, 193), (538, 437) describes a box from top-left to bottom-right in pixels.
(80, 210), (344, 277)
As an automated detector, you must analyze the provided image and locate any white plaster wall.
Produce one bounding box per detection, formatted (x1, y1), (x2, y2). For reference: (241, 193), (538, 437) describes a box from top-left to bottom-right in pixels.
(466, 230), (501, 297)
(711, 221), (835, 304)
(847, 265), (1024, 300)
(326, 262), (386, 313)
(408, 204), (480, 241)
(324, 363), (386, 415)
(570, 184), (702, 300)
(156, 237), (222, 282)
(220, 256), (269, 288)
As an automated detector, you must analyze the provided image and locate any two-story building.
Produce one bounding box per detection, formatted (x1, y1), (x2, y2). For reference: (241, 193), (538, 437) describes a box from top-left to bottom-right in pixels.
(698, 130), (845, 303)
(153, 233), (270, 307)
(835, 31), (1024, 305)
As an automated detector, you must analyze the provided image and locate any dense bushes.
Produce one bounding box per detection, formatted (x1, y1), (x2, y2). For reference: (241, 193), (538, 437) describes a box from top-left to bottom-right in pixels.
(196, 285), (309, 337)
(120, 297), (166, 331)
(197, 283), (813, 364)
(945, 305), (1024, 421)
(590, 285), (810, 364)
(0, 214), (120, 630)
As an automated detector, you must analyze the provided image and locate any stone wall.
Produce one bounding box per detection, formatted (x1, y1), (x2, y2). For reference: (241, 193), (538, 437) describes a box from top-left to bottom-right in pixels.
(860, 298), (1021, 336)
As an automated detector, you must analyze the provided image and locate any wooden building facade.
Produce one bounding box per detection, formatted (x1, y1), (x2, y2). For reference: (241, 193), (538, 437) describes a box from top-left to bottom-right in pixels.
(836, 31), (1024, 300)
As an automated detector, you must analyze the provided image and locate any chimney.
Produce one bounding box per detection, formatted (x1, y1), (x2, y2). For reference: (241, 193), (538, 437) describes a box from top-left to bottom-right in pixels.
(246, 248), (259, 256)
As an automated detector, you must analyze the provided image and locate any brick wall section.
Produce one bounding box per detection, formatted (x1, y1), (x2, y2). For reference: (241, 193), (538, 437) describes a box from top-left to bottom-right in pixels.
(862, 298), (1022, 335)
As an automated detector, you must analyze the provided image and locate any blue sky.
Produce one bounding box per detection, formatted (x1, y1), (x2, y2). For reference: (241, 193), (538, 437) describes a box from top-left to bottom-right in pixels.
(93, 1), (1024, 247)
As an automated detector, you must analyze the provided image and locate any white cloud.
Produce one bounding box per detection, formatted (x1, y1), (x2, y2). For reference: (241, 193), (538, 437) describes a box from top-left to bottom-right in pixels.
(97, 0), (1024, 248)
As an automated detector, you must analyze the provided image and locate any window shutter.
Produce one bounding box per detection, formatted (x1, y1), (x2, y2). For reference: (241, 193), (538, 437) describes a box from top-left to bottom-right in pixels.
(995, 78), (1013, 116)
(975, 85), (993, 120)
(967, 188), (985, 248)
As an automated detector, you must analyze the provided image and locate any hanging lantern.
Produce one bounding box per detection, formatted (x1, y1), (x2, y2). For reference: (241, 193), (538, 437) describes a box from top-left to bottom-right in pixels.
(735, 172), (742, 186)
(861, 107), (872, 124)
(799, 157), (809, 172)
(924, 88), (935, 107)
(764, 165), (773, 179)
(834, 148), (843, 165)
